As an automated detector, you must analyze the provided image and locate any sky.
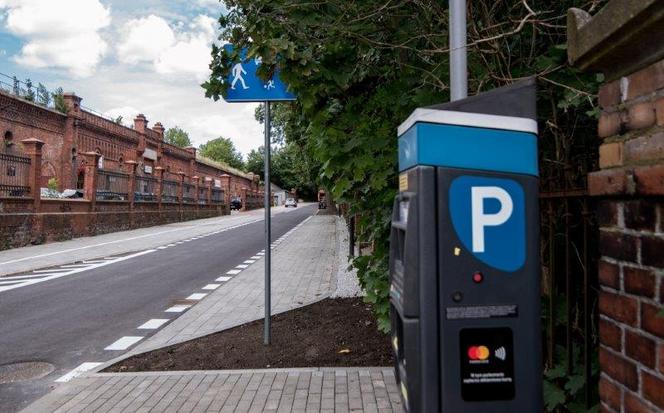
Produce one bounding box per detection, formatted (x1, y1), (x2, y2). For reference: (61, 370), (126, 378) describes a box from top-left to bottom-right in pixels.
(0, 0), (264, 157)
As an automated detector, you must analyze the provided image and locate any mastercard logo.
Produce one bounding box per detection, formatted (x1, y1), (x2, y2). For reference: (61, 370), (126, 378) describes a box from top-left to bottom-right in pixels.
(467, 346), (490, 361)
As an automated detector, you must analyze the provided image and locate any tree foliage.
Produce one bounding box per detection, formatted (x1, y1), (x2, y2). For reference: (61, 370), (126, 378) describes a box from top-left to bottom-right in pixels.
(204, 0), (605, 343)
(52, 87), (67, 114)
(164, 126), (193, 148)
(198, 136), (245, 170)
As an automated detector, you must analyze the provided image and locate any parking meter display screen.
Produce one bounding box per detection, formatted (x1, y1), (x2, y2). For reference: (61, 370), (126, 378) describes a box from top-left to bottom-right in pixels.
(459, 327), (515, 401)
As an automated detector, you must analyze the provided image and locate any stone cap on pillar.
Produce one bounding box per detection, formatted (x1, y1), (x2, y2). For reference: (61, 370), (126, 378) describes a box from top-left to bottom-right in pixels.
(567, 0), (664, 80)
(63, 93), (82, 114)
(153, 122), (165, 138)
(134, 114), (148, 134)
(20, 138), (45, 154)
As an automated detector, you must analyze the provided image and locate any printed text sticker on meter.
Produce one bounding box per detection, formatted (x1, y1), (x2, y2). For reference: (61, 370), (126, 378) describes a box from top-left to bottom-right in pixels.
(449, 176), (526, 272)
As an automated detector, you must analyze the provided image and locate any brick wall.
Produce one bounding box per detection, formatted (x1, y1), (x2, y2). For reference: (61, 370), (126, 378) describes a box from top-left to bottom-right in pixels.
(589, 59), (664, 413)
(568, 2), (664, 410)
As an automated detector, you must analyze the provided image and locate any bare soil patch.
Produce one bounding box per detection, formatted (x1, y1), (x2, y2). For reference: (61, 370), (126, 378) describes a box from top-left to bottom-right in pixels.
(105, 298), (392, 372)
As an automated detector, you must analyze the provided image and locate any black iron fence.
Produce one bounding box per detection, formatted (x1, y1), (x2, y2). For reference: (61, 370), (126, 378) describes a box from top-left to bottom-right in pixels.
(0, 153), (31, 197)
(198, 186), (207, 204)
(96, 169), (129, 200)
(135, 176), (157, 202)
(162, 180), (178, 203)
(182, 183), (195, 203)
(540, 189), (598, 411)
(211, 188), (224, 203)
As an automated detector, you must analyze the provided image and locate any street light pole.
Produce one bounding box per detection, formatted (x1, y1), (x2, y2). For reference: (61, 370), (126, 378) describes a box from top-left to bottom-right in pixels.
(263, 101), (272, 345)
(450, 0), (468, 101)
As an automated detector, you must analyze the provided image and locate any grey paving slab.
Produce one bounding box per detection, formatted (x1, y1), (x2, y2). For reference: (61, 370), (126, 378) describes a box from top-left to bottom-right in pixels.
(16, 368), (397, 413)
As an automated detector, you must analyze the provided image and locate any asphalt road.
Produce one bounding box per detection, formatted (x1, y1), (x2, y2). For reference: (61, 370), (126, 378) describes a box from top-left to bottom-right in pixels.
(0, 204), (315, 413)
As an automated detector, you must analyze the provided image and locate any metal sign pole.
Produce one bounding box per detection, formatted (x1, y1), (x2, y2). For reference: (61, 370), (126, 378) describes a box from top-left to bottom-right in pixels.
(263, 101), (272, 345)
(450, 0), (468, 101)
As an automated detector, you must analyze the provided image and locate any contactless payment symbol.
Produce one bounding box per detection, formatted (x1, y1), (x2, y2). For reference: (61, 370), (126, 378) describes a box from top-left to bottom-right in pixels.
(449, 176), (526, 272)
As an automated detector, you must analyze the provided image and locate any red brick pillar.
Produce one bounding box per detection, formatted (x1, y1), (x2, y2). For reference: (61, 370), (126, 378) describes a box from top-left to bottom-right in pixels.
(241, 187), (248, 211)
(62, 93), (82, 191)
(193, 176), (200, 207)
(177, 172), (185, 210)
(206, 178), (213, 205)
(82, 152), (100, 209)
(220, 174), (231, 207)
(125, 160), (137, 210)
(154, 166), (164, 209)
(21, 138), (44, 211)
(568, 3), (664, 411)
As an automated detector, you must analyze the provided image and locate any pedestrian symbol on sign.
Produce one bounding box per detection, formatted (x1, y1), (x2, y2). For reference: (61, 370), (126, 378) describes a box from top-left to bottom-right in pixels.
(231, 63), (249, 90)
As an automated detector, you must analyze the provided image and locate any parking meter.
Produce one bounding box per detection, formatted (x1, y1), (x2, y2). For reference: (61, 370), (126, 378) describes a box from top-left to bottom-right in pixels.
(389, 79), (542, 412)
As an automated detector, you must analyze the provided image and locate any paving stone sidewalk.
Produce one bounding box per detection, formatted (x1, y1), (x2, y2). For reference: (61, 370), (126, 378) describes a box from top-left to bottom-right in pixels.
(129, 214), (337, 354)
(23, 368), (401, 413)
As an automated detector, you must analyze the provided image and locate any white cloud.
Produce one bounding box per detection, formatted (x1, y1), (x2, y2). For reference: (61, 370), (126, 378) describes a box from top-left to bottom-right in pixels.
(103, 106), (140, 127)
(116, 14), (217, 81)
(0, 0), (111, 77)
(116, 15), (174, 65)
(67, 65), (263, 157)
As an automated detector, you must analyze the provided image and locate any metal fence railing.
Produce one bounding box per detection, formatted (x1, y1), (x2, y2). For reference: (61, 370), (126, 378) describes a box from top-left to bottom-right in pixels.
(96, 169), (129, 200)
(135, 176), (157, 202)
(198, 186), (207, 204)
(182, 183), (195, 203)
(0, 153), (31, 197)
(161, 180), (178, 203)
(211, 188), (224, 204)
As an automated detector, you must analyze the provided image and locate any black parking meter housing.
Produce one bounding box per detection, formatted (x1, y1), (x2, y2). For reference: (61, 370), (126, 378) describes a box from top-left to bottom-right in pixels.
(389, 79), (542, 412)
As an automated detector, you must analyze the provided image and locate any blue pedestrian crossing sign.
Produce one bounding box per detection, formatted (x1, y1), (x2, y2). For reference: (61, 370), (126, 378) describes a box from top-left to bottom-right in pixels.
(222, 45), (296, 102)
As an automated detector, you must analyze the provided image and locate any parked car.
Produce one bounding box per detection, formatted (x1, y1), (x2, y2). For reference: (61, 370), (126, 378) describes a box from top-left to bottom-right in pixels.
(230, 197), (242, 210)
(285, 198), (297, 208)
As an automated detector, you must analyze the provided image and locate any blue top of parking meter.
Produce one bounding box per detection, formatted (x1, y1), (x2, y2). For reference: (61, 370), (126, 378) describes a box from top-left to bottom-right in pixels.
(397, 108), (538, 176)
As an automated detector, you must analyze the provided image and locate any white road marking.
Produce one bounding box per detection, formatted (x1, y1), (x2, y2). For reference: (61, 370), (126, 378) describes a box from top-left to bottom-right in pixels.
(165, 305), (190, 313)
(32, 269), (71, 274)
(105, 336), (144, 351)
(186, 293), (207, 300)
(0, 279), (25, 285)
(167, 244), (176, 247)
(243, 260), (255, 264)
(0, 250), (156, 293)
(138, 319), (170, 329)
(226, 269), (241, 275)
(55, 362), (103, 383)
(157, 246), (167, 250)
(59, 264), (92, 268)
(250, 256), (261, 259)
(257, 252), (265, 256)
(236, 264), (249, 269)
(216, 276), (232, 282)
(0, 273), (52, 281)
(0, 216), (264, 267)
(202, 284), (220, 290)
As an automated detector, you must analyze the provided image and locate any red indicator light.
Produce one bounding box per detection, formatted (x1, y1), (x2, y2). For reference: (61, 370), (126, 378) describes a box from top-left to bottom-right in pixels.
(472, 271), (484, 283)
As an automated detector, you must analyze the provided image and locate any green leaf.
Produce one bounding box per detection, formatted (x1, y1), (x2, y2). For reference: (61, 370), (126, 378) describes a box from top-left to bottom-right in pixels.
(543, 380), (567, 411)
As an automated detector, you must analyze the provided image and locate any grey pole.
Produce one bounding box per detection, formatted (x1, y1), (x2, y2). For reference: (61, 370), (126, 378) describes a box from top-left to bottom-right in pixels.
(450, 0), (468, 101)
(263, 101), (272, 345)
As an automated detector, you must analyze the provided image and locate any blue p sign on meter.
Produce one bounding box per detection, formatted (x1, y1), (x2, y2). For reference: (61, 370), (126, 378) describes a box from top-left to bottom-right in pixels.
(449, 176), (526, 272)
(389, 78), (542, 412)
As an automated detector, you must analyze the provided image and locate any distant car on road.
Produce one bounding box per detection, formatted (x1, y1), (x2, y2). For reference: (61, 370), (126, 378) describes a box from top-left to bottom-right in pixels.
(285, 198), (298, 208)
(230, 197), (242, 210)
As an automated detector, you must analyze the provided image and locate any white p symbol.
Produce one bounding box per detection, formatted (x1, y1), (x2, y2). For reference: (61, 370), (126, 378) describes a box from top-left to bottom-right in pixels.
(471, 186), (513, 253)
